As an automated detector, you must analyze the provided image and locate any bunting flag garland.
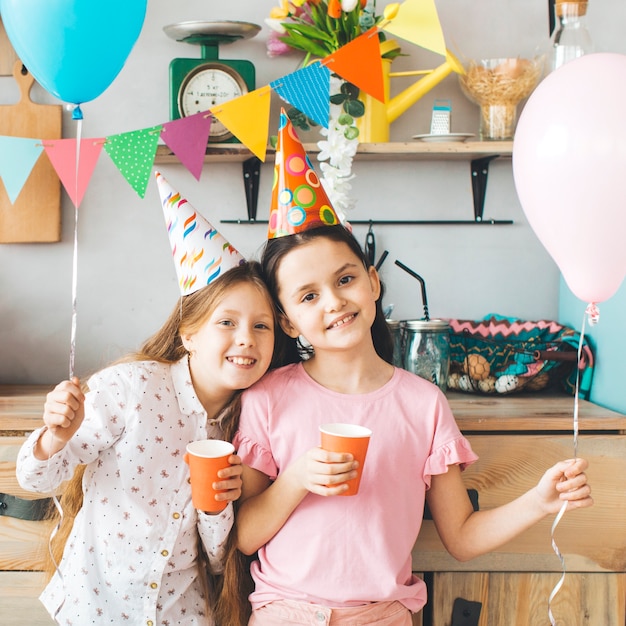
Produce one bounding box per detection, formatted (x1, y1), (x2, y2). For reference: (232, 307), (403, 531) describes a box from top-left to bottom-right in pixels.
(160, 112), (211, 181)
(382, 0), (446, 57)
(0, 137), (44, 204)
(0, 0), (450, 202)
(103, 125), (162, 198)
(211, 86), (272, 161)
(271, 62), (331, 129)
(43, 138), (104, 208)
(324, 28), (386, 103)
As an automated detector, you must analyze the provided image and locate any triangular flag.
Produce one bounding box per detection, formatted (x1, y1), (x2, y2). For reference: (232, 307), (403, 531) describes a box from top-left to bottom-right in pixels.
(382, 0), (446, 57)
(104, 125), (162, 198)
(161, 112), (211, 180)
(211, 86), (272, 161)
(44, 138), (104, 208)
(325, 29), (385, 103)
(271, 62), (331, 128)
(0, 136), (44, 204)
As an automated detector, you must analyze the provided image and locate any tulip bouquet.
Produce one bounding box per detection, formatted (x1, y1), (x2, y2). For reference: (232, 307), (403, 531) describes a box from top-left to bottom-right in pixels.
(266, 0), (388, 218)
(265, 0), (377, 63)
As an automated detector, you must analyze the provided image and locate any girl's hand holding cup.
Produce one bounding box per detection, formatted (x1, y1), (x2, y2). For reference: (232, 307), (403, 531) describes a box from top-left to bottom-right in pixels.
(185, 440), (243, 514)
(213, 453), (244, 506)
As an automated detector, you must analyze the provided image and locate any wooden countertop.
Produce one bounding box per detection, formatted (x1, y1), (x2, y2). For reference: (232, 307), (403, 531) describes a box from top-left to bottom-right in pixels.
(446, 391), (626, 432)
(1, 385), (625, 433)
(0, 385), (53, 431)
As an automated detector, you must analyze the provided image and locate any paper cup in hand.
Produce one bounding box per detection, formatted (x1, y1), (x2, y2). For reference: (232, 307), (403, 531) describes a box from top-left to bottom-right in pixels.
(320, 423), (372, 496)
(184, 439), (235, 512)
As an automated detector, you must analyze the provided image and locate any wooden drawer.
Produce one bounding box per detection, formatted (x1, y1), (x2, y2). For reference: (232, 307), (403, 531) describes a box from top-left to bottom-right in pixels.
(429, 572), (626, 626)
(0, 435), (55, 571)
(0, 571), (55, 625)
(412, 434), (626, 573)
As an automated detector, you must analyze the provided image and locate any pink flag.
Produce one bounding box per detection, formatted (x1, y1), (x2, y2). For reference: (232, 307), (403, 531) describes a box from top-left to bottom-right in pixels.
(161, 112), (211, 180)
(44, 138), (104, 207)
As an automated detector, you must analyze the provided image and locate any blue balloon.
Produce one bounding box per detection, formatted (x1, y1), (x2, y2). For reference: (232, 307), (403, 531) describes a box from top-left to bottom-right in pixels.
(0, 0), (147, 105)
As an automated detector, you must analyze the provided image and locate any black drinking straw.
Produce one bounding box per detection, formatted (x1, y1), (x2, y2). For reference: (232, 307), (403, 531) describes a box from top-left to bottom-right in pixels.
(394, 260), (430, 321)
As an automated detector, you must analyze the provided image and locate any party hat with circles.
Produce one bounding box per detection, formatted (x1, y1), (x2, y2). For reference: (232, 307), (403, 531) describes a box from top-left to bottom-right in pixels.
(155, 171), (245, 295)
(268, 108), (342, 239)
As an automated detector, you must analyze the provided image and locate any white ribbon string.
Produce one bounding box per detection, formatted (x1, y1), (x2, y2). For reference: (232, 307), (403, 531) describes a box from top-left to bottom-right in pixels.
(47, 448), (66, 620)
(49, 109), (85, 619)
(547, 305), (593, 624)
(68, 118), (83, 379)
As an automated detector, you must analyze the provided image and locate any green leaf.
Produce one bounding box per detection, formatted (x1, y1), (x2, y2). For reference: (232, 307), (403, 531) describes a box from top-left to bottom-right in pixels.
(279, 32), (332, 58)
(340, 81), (360, 99)
(344, 99), (365, 117)
(338, 113), (354, 125)
(269, 135), (278, 149)
(283, 22), (335, 45)
(330, 93), (347, 105)
(344, 125), (360, 140)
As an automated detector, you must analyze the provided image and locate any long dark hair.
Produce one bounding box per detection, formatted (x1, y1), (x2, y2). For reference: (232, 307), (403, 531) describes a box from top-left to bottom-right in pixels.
(261, 225), (394, 365)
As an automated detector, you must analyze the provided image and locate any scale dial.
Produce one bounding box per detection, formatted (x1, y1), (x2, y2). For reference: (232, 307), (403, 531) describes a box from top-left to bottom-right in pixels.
(178, 63), (248, 141)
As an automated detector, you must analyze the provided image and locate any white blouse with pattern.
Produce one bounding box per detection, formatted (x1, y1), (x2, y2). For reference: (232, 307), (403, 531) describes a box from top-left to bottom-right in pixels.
(17, 357), (234, 625)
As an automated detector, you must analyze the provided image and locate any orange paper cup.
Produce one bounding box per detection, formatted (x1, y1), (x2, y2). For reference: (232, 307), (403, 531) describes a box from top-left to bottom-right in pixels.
(184, 439), (235, 512)
(320, 423), (372, 496)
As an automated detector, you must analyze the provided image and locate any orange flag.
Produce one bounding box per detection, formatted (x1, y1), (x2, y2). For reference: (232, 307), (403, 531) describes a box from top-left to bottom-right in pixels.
(210, 86), (272, 161)
(324, 28), (385, 103)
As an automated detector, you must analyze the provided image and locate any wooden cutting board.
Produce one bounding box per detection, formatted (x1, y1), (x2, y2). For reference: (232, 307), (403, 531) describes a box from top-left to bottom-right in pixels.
(0, 60), (62, 243)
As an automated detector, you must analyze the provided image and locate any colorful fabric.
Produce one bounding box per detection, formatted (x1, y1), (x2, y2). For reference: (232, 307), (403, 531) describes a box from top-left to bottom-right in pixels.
(234, 363), (478, 612)
(267, 110), (341, 239)
(448, 313), (594, 397)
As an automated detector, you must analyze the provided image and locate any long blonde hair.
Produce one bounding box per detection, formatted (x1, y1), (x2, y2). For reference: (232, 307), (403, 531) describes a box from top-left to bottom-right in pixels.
(46, 262), (281, 624)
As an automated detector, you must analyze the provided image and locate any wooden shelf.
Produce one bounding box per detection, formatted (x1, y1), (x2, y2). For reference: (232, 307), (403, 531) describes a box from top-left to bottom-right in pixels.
(154, 141), (514, 224)
(154, 141), (513, 164)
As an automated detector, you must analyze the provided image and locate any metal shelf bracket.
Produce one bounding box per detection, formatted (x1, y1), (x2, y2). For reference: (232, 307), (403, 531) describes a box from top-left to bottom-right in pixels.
(242, 156), (261, 221)
(471, 155), (500, 222)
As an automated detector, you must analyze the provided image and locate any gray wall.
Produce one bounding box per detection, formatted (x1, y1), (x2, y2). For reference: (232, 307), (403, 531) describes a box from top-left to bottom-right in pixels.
(1, 0), (624, 384)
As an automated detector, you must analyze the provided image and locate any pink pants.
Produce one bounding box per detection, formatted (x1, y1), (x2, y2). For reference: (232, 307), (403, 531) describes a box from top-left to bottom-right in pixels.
(249, 599), (413, 626)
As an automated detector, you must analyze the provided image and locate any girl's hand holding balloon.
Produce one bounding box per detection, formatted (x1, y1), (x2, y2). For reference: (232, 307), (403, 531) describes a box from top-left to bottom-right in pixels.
(535, 458), (593, 514)
(35, 377), (85, 459)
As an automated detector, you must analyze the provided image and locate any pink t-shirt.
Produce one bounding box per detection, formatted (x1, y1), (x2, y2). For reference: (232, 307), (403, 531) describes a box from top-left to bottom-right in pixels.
(234, 363), (478, 612)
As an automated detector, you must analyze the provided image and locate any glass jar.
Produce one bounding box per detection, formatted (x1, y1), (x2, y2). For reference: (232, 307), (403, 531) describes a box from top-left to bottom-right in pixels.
(386, 319), (405, 368)
(403, 319), (450, 391)
(459, 57), (544, 140)
(550, 1), (594, 72)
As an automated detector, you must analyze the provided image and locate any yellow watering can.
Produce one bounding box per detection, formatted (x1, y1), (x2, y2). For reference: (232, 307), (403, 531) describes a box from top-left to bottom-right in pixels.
(357, 39), (465, 142)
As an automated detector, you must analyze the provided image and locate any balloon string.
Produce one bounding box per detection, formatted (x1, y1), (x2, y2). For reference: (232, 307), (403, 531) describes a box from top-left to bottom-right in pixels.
(48, 466), (66, 620)
(548, 500), (568, 626)
(547, 305), (591, 624)
(50, 111), (85, 619)
(68, 119), (83, 379)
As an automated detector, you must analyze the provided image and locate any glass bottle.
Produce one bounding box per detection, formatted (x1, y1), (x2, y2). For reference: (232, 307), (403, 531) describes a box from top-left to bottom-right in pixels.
(550, 1), (594, 72)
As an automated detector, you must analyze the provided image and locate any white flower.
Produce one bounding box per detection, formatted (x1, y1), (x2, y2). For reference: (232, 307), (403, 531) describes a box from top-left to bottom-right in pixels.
(317, 77), (360, 217)
(264, 18), (286, 33)
(341, 0), (359, 11)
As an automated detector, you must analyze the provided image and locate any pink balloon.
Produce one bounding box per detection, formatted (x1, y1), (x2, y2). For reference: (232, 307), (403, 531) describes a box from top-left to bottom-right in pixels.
(513, 53), (626, 304)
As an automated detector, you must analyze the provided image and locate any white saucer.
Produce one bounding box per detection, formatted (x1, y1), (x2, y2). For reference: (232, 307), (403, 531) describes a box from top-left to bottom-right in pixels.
(412, 133), (475, 143)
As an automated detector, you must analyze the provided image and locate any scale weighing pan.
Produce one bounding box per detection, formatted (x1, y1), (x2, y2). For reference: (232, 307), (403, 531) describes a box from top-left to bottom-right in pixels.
(164, 20), (261, 46)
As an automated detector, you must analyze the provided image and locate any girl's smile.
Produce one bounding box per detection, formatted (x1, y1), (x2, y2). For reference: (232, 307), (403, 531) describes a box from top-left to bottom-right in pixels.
(276, 238), (381, 356)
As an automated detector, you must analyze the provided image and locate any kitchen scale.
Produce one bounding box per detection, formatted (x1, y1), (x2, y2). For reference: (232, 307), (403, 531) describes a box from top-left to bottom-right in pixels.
(164, 20), (260, 142)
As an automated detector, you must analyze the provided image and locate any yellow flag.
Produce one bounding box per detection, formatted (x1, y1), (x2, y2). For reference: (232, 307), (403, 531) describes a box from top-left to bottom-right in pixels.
(211, 86), (272, 161)
(382, 0), (446, 58)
